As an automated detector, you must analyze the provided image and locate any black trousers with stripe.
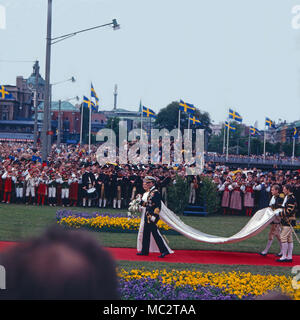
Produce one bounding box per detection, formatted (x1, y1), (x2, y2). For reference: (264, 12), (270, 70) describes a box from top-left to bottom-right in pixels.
(141, 220), (169, 255)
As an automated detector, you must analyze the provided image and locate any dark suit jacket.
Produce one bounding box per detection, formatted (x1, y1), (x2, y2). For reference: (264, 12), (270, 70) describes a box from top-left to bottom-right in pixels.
(144, 187), (162, 224)
(82, 172), (95, 189)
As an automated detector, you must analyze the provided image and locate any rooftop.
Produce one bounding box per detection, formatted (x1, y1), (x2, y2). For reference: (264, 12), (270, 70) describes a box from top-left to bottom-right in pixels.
(38, 101), (79, 112)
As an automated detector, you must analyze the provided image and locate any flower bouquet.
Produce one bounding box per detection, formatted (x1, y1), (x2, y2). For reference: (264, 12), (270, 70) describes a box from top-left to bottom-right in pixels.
(127, 195), (142, 218)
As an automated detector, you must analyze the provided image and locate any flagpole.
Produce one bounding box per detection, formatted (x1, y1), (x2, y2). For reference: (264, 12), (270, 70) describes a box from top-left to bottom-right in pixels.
(248, 127), (251, 157)
(292, 137), (295, 162)
(263, 125), (266, 162)
(178, 109), (181, 140)
(141, 107), (143, 142)
(80, 104), (83, 145)
(223, 123), (226, 154)
(187, 116), (190, 141)
(89, 101), (91, 154)
(226, 121), (230, 161)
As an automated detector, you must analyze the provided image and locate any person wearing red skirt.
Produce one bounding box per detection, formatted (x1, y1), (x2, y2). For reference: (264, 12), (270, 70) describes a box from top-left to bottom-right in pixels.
(69, 174), (79, 207)
(37, 175), (48, 205)
(218, 177), (232, 214)
(242, 176), (255, 216)
(2, 169), (16, 204)
(229, 180), (243, 214)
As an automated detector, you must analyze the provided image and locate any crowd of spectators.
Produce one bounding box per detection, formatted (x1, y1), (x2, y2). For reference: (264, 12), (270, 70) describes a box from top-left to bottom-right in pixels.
(0, 142), (299, 216)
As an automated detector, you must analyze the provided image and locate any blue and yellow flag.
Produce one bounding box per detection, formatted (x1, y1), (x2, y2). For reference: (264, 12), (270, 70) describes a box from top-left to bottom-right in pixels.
(179, 100), (196, 114)
(0, 85), (14, 100)
(293, 127), (299, 139)
(265, 117), (275, 128)
(228, 108), (242, 122)
(91, 83), (99, 106)
(250, 126), (260, 136)
(142, 106), (157, 118)
(225, 121), (236, 131)
(83, 96), (97, 112)
(189, 116), (201, 125)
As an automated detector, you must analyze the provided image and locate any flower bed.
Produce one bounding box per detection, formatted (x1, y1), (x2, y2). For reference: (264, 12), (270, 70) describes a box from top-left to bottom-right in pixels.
(56, 209), (178, 234)
(118, 269), (300, 300)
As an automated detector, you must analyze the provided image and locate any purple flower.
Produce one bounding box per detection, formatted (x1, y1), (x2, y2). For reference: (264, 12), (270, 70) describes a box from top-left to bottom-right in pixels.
(117, 277), (255, 300)
(56, 209), (127, 221)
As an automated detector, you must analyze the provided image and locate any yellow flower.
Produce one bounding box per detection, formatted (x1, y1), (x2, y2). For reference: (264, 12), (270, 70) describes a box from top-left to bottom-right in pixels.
(116, 268), (300, 300)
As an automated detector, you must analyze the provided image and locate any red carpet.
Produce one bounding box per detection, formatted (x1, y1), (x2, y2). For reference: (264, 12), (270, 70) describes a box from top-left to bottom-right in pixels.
(106, 247), (300, 267)
(0, 241), (299, 267)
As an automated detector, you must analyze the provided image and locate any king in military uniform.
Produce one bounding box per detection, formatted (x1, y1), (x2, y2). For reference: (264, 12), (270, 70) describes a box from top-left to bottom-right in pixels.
(137, 176), (171, 258)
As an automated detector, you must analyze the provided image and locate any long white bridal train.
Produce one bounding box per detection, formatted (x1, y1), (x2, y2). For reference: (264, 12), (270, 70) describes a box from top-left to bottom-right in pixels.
(159, 202), (281, 244)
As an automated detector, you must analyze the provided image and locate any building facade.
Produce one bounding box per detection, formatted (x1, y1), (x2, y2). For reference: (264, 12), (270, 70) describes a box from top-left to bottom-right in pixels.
(0, 62), (45, 121)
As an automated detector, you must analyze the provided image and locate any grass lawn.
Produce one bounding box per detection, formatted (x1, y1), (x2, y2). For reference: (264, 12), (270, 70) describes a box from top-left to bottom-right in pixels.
(0, 203), (298, 276)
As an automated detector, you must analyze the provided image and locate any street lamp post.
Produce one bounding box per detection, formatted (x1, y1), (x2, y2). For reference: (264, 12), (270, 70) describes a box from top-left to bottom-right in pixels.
(41, 0), (120, 161)
(33, 60), (39, 149)
(57, 99), (61, 148)
(41, 0), (52, 162)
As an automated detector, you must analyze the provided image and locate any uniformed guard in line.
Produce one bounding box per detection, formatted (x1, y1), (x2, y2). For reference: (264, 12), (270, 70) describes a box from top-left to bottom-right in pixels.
(277, 184), (298, 262)
(137, 176), (171, 258)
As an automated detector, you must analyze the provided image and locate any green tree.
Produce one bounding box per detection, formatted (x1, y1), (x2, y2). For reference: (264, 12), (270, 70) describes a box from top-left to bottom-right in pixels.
(154, 101), (212, 134)
(167, 174), (190, 215)
(198, 176), (220, 214)
(105, 117), (120, 144)
(207, 133), (223, 153)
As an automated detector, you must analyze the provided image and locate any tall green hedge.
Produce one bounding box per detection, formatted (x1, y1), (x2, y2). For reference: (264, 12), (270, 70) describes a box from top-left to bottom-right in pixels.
(167, 174), (190, 215)
(199, 176), (221, 214)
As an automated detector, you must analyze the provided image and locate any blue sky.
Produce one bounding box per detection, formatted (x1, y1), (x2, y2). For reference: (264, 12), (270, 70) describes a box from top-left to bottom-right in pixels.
(0, 0), (300, 130)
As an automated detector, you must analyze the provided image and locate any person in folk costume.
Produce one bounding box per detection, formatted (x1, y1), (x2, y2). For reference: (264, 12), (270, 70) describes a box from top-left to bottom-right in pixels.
(229, 175), (243, 214)
(115, 169), (123, 209)
(109, 169), (118, 209)
(260, 184), (284, 256)
(59, 173), (72, 207)
(37, 172), (48, 206)
(2, 167), (16, 204)
(0, 170), (3, 202)
(77, 166), (85, 207)
(48, 172), (57, 206)
(188, 175), (198, 205)
(276, 184), (298, 263)
(129, 168), (139, 201)
(242, 174), (255, 216)
(135, 170), (144, 197)
(160, 170), (171, 206)
(217, 176), (232, 214)
(81, 163), (96, 207)
(254, 175), (271, 210)
(121, 170), (130, 209)
(15, 172), (25, 204)
(69, 172), (79, 207)
(136, 176), (173, 258)
(93, 165), (102, 208)
(25, 170), (37, 205)
(105, 169), (113, 207)
(95, 167), (106, 208)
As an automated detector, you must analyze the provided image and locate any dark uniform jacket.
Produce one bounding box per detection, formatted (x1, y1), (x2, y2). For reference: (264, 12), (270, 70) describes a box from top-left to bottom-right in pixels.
(270, 195), (283, 211)
(269, 194), (283, 225)
(143, 186), (162, 224)
(281, 193), (297, 227)
(82, 172), (95, 189)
